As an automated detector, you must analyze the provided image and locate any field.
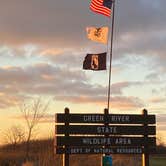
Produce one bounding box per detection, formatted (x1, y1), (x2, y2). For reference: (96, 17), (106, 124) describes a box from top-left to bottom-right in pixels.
(0, 153), (165, 166)
(150, 155), (166, 166)
(0, 140), (165, 166)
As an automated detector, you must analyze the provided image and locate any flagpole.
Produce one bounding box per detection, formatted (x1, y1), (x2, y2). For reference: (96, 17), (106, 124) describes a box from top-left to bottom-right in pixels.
(107, 0), (116, 113)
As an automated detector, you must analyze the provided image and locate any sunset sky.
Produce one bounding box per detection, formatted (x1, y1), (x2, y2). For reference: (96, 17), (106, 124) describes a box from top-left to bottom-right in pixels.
(0, 0), (166, 145)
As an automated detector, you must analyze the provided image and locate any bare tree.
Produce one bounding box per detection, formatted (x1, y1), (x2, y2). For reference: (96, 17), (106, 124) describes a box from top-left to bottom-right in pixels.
(4, 125), (25, 149)
(20, 98), (50, 160)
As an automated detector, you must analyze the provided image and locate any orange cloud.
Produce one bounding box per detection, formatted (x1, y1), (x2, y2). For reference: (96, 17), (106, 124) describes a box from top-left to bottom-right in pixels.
(0, 94), (25, 108)
(41, 74), (55, 81)
(149, 97), (166, 103)
(55, 95), (144, 110)
(40, 49), (63, 57)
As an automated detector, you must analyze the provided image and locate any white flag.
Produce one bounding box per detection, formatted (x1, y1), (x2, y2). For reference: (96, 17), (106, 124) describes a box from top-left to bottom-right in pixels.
(86, 26), (109, 44)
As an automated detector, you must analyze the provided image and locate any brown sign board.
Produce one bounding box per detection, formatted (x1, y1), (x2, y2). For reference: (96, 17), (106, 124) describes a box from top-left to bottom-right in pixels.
(56, 125), (156, 135)
(56, 113), (155, 124)
(56, 136), (156, 146)
(55, 146), (156, 154)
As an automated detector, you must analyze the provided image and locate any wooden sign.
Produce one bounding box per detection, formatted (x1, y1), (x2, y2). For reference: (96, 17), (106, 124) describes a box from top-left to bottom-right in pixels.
(55, 146), (156, 154)
(56, 125), (156, 135)
(56, 114), (156, 124)
(56, 136), (156, 146)
(55, 108), (156, 166)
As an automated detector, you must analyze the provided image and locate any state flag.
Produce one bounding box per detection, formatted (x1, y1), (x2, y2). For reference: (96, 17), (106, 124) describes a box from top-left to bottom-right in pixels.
(90, 0), (112, 17)
(86, 27), (109, 44)
(83, 52), (106, 70)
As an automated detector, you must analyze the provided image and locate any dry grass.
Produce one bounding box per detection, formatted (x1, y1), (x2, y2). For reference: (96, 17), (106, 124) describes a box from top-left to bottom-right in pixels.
(0, 139), (163, 166)
(22, 161), (33, 166)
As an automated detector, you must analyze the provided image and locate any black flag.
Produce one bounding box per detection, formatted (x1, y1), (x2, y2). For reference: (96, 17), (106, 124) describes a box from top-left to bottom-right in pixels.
(83, 52), (106, 70)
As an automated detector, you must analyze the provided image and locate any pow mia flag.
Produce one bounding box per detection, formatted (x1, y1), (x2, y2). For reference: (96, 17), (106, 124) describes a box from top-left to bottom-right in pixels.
(83, 52), (106, 70)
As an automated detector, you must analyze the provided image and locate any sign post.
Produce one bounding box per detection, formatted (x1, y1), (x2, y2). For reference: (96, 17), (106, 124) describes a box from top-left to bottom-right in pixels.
(63, 108), (69, 166)
(104, 108), (112, 166)
(143, 109), (149, 166)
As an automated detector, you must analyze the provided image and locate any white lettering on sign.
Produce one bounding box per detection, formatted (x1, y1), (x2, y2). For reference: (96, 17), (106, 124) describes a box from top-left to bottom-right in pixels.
(67, 147), (143, 154)
(115, 138), (131, 145)
(111, 116), (130, 123)
(71, 148), (83, 154)
(82, 138), (132, 145)
(82, 138), (111, 145)
(117, 148), (142, 154)
(83, 115), (104, 122)
(97, 126), (117, 134)
(94, 148), (114, 153)
(85, 148), (91, 153)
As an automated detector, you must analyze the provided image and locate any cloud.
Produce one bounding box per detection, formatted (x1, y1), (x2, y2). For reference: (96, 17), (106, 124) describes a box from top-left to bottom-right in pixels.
(1, 2), (166, 111)
(0, 93), (25, 108)
(157, 114), (166, 123)
(116, 30), (166, 58)
(39, 48), (85, 68)
(0, 62), (146, 109)
(1, 0), (166, 75)
(0, 0), (165, 51)
(149, 97), (166, 103)
(40, 49), (63, 57)
(0, 0), (92, 46)
(55, 95), (144, 110)
(111, 81), (142, 94)
(145, 73), (162, 82)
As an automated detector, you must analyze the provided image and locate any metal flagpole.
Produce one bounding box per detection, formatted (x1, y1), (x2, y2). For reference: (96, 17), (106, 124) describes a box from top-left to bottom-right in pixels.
(103, 1), (116, 166)
(107, 0), (116, 113)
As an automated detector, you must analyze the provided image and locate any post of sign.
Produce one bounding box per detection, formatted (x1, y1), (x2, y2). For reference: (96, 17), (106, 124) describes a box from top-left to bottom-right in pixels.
(103, 108), (112, 166)
(143, 109), (149, 166)
(63, 108), (70, 166)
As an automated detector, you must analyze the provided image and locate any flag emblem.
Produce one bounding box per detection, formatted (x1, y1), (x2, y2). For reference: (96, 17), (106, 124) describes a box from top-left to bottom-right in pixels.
(83, 52), (106, 70)
(90, 0), (112, 17)
(91, 55), (99, 70)
(86, 27), (108, 44)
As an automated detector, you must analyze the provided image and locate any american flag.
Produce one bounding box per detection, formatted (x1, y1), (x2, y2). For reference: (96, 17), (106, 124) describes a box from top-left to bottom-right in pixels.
(90, 0), (112, 17)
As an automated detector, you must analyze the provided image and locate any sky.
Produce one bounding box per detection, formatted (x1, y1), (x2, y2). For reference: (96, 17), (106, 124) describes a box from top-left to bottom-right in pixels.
(0, 0), (166, 145)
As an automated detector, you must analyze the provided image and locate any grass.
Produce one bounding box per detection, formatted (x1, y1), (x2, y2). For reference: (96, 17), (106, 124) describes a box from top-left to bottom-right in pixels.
(150, 155), (166, 166)
(0, 140), (166, 166)
(0, 152), (166, 165)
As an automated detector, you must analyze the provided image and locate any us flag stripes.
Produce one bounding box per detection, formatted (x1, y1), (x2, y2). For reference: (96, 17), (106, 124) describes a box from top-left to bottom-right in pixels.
(90, 0), (112, 17)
